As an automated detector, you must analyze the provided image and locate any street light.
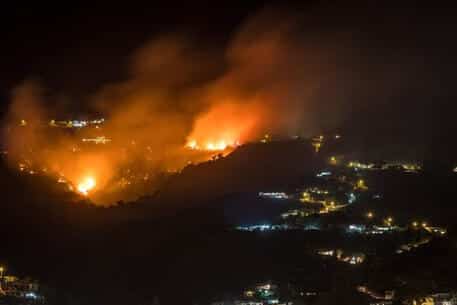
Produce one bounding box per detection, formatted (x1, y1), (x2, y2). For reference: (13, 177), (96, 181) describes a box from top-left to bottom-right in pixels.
(367, 212), (374, 219)
(384, 217), (393, 226)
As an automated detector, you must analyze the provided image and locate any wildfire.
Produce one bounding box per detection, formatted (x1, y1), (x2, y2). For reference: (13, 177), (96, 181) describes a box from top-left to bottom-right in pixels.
(186, 140), (198, 150)
(185, 139), (238, 151)
(77, 176), (96, 196)
(185, 102), (261, 152)
(206, 141), (228, 151)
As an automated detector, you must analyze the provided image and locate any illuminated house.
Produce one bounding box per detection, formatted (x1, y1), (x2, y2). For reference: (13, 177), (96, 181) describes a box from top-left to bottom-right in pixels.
(317, 249), (365, 265)
(0, 276), (40, 299)
(211, 282), (293, 305)
(258, 192), (289, 200)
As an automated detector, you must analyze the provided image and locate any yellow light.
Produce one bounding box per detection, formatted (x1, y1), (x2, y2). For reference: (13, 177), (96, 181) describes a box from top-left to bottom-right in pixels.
(422, 222), (428, 228)
(301, 192), (311, 201)
(412, 221), (418, 227)
(367, 212), (374, 218)
(261, 134), (271, 143)
(186, 140), (198, 150)
(0, 267), (4, 272)
(387, 217), (393, 223)
(245, 290), (255, 297)
(312, 142), (322, 152)
(355, 179), (368, 190)
(77, 177), (96, 196)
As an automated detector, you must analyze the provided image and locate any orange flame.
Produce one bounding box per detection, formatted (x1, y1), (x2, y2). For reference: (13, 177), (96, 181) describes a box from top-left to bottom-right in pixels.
(186, 139), (238, 151)
(77, 177), (96, 196)
(186, 102), (261, 151)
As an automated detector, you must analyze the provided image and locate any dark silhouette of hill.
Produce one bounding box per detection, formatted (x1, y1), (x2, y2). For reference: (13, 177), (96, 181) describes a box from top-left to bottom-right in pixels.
(153, 140), (323, 207)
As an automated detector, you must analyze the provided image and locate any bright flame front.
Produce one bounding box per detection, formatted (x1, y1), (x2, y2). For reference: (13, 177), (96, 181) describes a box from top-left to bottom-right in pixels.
(186, 139), (236, 151)
(77, 177), (96, 196)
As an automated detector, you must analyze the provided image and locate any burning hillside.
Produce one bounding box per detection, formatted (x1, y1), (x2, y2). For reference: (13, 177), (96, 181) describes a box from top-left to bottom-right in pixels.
(1, 8), (345, 205)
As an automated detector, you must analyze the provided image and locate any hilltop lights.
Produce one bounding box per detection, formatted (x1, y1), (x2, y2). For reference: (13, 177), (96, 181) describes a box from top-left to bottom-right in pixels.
(82, 136), (111, 144)
(312, 141), (321, 153)
(347, 192), (357, 204)
(316, 171), (332, 178)
(356, 179), (368, 190)
(258, 192), (289, 200)
(348, 161), (374, 170)
(260, 134), (271, 143)
(311, 135), (324, 152)
(301, 191), (311, 202)
(384, 217), (394, 226)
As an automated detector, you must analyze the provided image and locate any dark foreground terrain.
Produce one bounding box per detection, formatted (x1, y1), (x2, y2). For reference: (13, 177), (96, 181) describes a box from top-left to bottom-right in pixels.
(1, 139), (457, 305)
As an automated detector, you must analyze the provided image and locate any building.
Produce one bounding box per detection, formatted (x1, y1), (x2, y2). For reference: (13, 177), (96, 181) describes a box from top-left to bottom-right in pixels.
(0, 275), (41, 300)
(409, 293), (457, 305)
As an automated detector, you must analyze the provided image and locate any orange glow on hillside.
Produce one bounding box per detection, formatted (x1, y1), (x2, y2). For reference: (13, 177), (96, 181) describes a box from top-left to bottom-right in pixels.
(186, 139), (238, 151)
(77, 176), (96, 196)
(186, 102), (262, 151)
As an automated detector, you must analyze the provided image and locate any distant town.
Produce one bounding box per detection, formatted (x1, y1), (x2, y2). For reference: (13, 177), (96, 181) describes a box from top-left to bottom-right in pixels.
(0, 266), (44, 304)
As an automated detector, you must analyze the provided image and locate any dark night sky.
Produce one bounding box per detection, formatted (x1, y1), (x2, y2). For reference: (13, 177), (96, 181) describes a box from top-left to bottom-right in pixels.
(0, 2), (263, 97)
(1, 1), (456, 159)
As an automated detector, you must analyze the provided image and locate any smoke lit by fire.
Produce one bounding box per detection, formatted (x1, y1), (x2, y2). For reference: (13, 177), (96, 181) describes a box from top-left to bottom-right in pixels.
(1, 7), (345, 205)
(185, 102), (260, 151)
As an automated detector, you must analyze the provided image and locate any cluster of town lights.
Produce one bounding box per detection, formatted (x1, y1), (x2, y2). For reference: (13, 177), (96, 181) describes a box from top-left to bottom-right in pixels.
(365, 212), (440, 232)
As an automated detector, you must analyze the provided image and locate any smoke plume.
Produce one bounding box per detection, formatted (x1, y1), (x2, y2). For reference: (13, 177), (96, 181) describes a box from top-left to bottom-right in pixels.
(3, 7), (346, 204)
